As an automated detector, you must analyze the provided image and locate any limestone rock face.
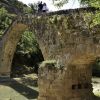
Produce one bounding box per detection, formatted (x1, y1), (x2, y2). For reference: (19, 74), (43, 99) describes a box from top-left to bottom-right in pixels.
(38, 60), (94, 100)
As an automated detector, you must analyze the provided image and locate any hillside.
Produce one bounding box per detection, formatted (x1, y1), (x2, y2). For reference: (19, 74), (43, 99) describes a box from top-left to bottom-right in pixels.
(0, 0), (27, 14)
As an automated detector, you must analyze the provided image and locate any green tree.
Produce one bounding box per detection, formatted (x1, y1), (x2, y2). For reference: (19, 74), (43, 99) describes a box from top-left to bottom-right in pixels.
(80, 0), (100, 8)
(52, 0), (100, 8)
(17, 30), (39, 54)
(0, 7), (12, 37)
(28, 3), (38, 14)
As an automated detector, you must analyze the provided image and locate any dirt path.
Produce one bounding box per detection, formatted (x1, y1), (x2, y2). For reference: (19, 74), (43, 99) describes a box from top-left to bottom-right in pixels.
(0, 74), (38, 100)
(0, 75), (100, 100)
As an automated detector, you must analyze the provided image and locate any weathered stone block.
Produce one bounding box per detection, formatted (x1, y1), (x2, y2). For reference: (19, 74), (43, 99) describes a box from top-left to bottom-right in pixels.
(38, 59), (94, 100)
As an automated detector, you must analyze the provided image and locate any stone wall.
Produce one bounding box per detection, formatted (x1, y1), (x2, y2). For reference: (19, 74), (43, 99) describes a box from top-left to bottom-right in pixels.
(33, 8), (100, 66)
(0, 19), (27, 77)
(0, 7), (99, 77)
(0, 7), (99, 99)
(38, 57), (95, 100)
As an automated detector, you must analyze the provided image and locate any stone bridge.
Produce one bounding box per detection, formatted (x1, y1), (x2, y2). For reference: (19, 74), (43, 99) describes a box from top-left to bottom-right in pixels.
(0, 7), (100, 100)
(0, 7), (99, 75)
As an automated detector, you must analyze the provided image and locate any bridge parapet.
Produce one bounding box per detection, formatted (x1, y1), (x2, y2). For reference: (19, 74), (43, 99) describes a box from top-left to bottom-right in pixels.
(18, 7), (99, 26)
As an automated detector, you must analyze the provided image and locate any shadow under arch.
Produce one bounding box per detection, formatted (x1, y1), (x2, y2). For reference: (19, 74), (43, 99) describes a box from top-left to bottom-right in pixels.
(11, 30), (44, 77)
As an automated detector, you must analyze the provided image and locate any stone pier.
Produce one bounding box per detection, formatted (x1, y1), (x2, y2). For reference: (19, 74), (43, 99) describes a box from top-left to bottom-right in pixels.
(38, 57), (95, 100)
(0, 20), (27, 78)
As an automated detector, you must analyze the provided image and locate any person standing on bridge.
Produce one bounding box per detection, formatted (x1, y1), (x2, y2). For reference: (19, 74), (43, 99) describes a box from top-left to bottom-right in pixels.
(42, 3), (48, 12)
(38, 1), (43, 12)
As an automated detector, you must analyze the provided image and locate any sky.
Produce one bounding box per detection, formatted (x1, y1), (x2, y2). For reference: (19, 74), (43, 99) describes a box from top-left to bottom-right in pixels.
(18, 0), (80, 11)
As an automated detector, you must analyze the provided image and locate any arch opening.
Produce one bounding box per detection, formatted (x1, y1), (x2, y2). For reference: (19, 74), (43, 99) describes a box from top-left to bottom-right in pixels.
(11, 29), (44, 77)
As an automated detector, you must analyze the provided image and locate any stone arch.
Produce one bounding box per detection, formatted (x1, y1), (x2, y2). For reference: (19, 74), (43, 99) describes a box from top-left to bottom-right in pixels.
(38, 54), (99, 100)
(0, 7), (99, 100)
(0, 19), (28, 77)
(0, 7), (100, 79)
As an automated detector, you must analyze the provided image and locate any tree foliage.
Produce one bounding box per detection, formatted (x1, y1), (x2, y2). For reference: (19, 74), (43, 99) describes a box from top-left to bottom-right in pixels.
(80, 0), (100, 8)
(0, 7), (12, 37)
(52, 0), (100, 27)
(0, 0), (27, 13)
(28, 3), (38, 14)
(52, 0), (68, 7)
(17, 30), (39, 54)
(52, 0), (100, 8)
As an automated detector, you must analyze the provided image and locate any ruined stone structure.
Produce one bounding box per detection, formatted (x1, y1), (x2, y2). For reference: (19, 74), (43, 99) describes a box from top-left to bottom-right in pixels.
(0, 7), (100, 100)
(0, 19), (27, 77)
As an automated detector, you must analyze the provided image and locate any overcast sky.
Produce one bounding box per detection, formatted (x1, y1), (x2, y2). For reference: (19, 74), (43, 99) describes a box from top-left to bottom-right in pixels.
(18, 0), (80, 11)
